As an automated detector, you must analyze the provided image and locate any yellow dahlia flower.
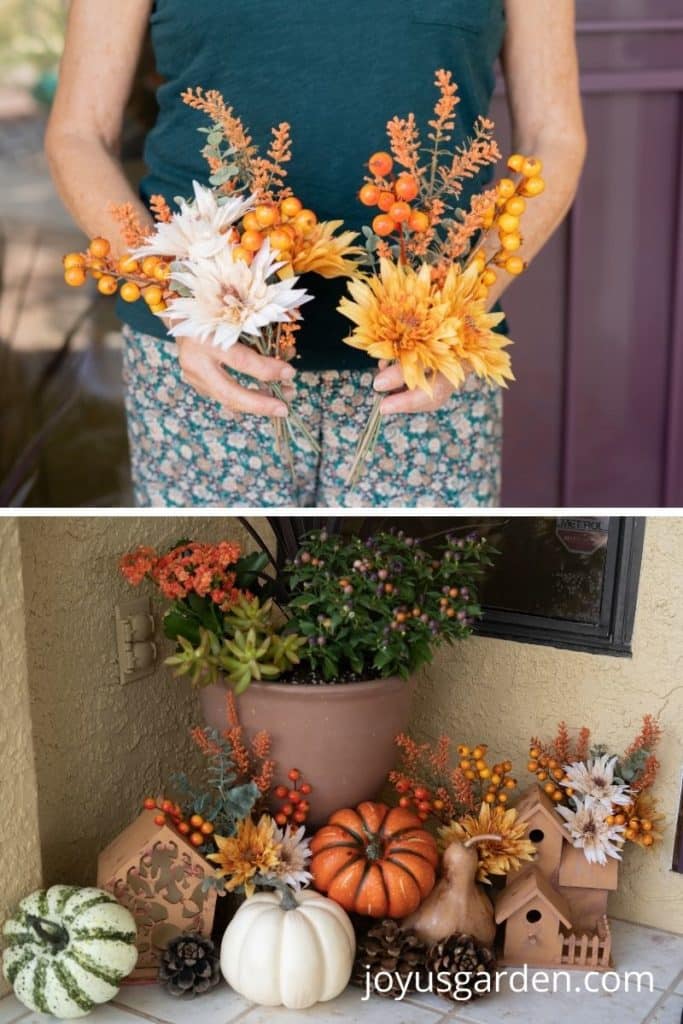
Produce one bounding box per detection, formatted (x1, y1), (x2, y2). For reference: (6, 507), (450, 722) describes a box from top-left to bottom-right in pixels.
(440, 262), (515, 389)
(439, 803), (536, 884)
(207, 814), (281, 896)
(338, 258), (466, 393)
(289, 220), (364, 279)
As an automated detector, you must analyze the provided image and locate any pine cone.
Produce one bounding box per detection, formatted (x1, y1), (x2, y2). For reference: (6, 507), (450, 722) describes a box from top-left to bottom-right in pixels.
(158, 934), (221, 998)
(352, 919), (428, 997)
(426, 932), (495, 1002)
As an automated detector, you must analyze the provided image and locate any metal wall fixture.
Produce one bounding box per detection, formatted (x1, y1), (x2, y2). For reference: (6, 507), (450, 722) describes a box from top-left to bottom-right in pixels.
(115, 596), (157, 685)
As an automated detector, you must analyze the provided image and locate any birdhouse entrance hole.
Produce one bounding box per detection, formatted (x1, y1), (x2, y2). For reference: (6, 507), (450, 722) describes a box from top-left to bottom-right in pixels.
(529, 828), (545, 843)
(526, 909), (542, 923)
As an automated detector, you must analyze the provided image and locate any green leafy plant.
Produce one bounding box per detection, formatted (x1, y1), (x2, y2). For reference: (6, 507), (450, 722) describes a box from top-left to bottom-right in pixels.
(286, 529), (494, 681)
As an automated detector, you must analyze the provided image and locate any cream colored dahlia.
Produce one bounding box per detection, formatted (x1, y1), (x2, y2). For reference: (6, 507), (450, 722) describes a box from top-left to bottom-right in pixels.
(165, 241), (311, 350)
(264, 824), (313, 890)
(561, 754), (631, 809)
(556, 796), (625, 865)
(134, 181), (254, 262)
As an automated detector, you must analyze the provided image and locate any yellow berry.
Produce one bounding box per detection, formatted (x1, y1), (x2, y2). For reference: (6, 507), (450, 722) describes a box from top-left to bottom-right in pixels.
(465, 770), (476, 781)
(233, 245), (254, 264)
(521, 176), (546, 198)
(63, 253), (85, 270)
(505, 778), (516, 789)
(142, 256), (161, 277)
(484, 793), (496, 804)
(150, 302), (167, 314)
(482, 268), (497, 287)
(507, 154), (525, 173)
(457, 745), (471, 757)
(479, 768), (492, 780)
(497, 178), (517, 199)
(522, 157), (543, 178)
(120, 282), (141, 303)
(143, 285), (164, 306)
(498, 212), (520, 234)
(497, 792), (508, 804)
(642, 834), (654, 847)
(97, 275), (118, 296)
(500, 232), (522, 252)
(89, 237), (110, 259)
(154, 262), (171, 282)
(505, 196), (526, 217)
(242, 211), (261, 233)
(118, 255), (140, 275)
(505, 256), (525, 276)
(64, 267), (87, 287)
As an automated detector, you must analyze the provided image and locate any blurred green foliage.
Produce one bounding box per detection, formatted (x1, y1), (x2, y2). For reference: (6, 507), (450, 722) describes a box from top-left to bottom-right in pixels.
(0, 0), (68, 81)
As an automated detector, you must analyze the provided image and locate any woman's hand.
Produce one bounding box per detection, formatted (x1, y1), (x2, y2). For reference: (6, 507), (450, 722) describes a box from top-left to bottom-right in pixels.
(373, 361), (458, 414)
(176, 337), (296, 417)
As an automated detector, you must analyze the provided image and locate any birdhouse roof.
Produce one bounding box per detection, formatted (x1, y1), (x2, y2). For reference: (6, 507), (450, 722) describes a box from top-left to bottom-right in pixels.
(514, 785), (572, 843)
(97, 809), (208, 882)
(558, 843), (620, 891)
(495, 866), (573, 929)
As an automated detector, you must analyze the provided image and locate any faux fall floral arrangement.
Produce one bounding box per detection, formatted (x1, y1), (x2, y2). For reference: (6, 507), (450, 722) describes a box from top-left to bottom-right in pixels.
(61, 89), (362, 471)
(338, 70), (547, 484)
(387, 732), (536, 884)
(526, 716), (665, 865)
(120, 528), (495, 688)
(145, 691), (315, 899)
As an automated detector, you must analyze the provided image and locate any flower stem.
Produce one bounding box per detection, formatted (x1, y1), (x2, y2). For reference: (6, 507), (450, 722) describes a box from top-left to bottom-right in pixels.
(346, 393), (383, 489)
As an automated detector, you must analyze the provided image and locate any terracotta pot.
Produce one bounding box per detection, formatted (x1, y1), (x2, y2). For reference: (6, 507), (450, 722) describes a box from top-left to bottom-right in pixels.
(199, 677), (414, 827)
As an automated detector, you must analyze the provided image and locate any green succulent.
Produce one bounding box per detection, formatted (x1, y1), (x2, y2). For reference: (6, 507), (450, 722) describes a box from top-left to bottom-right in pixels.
(217, 628), (282, 694)
(165, 628), (221, 688)
(222, 594), (275, 634)
(270, 632), (307, 671)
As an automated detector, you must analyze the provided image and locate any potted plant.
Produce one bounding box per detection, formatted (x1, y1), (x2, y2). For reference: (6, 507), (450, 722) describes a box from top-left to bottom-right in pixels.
(120, 526), (494, 825)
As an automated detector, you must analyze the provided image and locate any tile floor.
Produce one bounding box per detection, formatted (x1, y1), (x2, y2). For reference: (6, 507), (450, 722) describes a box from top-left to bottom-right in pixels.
(1, 920), (681, 1024)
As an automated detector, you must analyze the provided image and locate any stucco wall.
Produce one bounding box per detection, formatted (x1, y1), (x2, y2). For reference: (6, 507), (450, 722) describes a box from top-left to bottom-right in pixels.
(413, 517), (683, 934)
(0, 520), (43, 996)
(16, 516), (271, 889)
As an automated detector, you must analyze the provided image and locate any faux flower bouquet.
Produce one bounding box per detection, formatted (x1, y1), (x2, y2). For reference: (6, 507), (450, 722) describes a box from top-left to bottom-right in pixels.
(62, 88), (362, 473)
(145, 691), (314, 899)
(527, 717), (664, 865)
(338, 69), (547, 485)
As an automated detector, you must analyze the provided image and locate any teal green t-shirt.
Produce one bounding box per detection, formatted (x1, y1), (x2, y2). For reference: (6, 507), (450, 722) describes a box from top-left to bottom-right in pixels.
(117, 0), (507, 371)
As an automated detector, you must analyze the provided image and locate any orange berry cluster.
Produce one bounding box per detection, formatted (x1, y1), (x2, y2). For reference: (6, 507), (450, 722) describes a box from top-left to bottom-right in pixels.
(527, 745), (569, 803)
(143, 796), (215, 848)
(609, 805), (655, 847)
(459, 744), (517, 805)
(236, 195), (318, 265)
(475, 154), (546, 281)
(273, 769), (313, 827)
(394, 779), (445, 822)
(361, 151), (430, 239)
(63, 237), (172, 314)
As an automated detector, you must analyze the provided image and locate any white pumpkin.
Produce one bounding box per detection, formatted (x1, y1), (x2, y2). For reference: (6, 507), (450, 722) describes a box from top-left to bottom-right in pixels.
(221, 889), (355, 1009)
(2, 885), (138, 1019)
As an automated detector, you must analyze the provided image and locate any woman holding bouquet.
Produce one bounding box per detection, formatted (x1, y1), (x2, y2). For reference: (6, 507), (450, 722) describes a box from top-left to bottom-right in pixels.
(46, 0), (585, 508)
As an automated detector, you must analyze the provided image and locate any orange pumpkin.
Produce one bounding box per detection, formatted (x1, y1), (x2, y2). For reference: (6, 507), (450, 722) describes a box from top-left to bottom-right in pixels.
(310, 801), (438, 918)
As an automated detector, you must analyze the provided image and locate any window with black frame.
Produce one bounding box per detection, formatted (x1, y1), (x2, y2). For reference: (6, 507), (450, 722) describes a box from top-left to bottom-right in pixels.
(330, 517), (645, 657)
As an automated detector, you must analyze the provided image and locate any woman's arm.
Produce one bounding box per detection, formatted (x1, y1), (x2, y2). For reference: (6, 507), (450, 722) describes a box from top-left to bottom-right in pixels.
(376, 0), (587, 414)
(46, 0), (292, 417)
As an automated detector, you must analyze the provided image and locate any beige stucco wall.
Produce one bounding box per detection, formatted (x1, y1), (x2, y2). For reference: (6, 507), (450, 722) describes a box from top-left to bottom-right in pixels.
(15, 516), (270, 889)
(0, 520), (43, 996)
(414, 517), (683, 934)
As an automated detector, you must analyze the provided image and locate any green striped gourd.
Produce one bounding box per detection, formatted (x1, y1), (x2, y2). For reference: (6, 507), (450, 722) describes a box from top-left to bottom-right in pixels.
(2, 885), (138, 1019)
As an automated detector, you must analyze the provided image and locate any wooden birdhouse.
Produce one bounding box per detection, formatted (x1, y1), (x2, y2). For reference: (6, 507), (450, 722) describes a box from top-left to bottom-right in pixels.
(495, 866), (573, 966)
(496, 785), (615, 970)
(510, 785), (571, 884)
(97, 810), (218, 981)
(558, 843), (619, 934)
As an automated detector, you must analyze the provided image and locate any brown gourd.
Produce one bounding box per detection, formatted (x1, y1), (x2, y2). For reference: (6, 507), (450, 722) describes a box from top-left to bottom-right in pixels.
(402, 835), (500, 947)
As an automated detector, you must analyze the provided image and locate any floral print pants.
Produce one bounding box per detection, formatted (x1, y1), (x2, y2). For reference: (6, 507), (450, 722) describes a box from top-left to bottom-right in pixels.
(122, 326), (502, 508)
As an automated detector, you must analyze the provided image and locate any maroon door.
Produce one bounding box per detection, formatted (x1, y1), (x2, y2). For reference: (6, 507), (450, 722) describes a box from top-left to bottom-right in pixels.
(494, 1), (683, 506)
